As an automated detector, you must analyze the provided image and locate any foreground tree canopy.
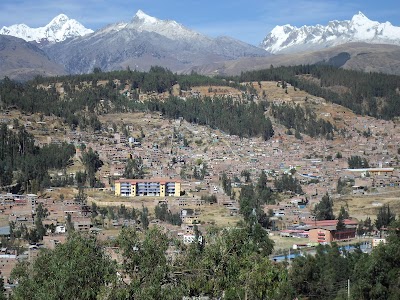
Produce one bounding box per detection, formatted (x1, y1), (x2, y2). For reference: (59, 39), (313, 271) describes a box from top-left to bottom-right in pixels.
(11, 225), (292, 300)
(11, 234), (116, 300)
(9, 218), (400, 299)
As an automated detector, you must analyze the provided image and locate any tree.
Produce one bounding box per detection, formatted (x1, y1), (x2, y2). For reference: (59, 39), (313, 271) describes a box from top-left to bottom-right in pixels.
(314, 193), (335, 220)
(81, 148), (103, 187)
(0, 277), (5, 300)
(140, 205), (149, 230)
(123, 158), (144, 179)
(336, 205), (350, 234)
(348, 155), (369, 169)
(336, 177), (347, 194)
(181, 225), (284, 299)
(93, 67), (102, 74)
(220, 172), (231, 196)
(375, 204), (396, 230)
(11, 233), (116, 300)
(201, 194), (217, 204)
(34, 203), (48, 241)
(241, 170), (251, 183)
(256, 171), (273, 205)
(91, 202), (98, 218)
(66, 213), (74, 233)
(274, 174), (303, 194)
(338, 205), (349, 220)
(351, 219), (400, 299)
(336, 215), (346, 231)
(290, 244), (352, 300)
(74, 187), (88, 205)
(116, 227), (172, 299)
(75, 171), (87, 187)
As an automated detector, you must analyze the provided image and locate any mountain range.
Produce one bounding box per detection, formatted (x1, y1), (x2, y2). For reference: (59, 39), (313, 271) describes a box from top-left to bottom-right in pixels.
(1, 10), (400, 80)
(40, 10), (268, 74)
(261, 12), (400, 54)
(0, 14), (93, 44)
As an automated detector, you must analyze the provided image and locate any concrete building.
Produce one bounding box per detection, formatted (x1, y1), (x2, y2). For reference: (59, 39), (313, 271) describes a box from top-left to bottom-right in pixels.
(307, 220), (357, 244)
(115, 178), (181, 197)
(308, 227), (356, 244)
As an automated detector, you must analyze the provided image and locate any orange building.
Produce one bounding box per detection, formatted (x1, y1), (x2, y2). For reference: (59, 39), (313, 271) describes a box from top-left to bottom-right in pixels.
(307, 219), (357, 244)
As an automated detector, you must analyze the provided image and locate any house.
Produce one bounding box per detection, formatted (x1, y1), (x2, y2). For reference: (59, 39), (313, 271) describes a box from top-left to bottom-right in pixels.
(43, 235), (67, 250)
(180, 209), (199, 224)
(372, 238), (386, 247)
(183, 234), (203, 244)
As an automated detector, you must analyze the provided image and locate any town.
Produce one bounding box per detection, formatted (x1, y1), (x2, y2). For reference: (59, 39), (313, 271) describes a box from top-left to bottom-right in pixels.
(1, 77), (399, 296)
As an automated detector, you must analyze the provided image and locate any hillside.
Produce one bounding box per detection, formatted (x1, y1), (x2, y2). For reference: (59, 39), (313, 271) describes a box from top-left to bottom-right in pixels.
(0, 35), (65, 80)
(186, 42), (400, 76)
(2, 70), (400, 225)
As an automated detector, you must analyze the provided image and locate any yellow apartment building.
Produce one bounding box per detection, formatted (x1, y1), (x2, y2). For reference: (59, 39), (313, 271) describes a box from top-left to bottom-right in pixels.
(115, 178), (181, 197)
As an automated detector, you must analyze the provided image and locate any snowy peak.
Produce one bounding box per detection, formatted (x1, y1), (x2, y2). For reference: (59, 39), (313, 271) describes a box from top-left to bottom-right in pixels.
(352, 11), (368, 21)
(134, 9), (158, 24)
(127, 9), (203, 41)
(0, 14), (93, 43)
(350, 11), (378, 28)
(50, 14), (70, 24)
(261, 12), (400, 54)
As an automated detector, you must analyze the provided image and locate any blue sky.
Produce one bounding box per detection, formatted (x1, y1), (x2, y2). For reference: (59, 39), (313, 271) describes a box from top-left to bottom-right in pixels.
(1, 0), (399, 45)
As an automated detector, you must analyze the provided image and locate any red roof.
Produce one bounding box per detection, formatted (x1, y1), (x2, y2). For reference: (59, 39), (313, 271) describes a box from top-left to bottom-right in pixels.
(304, 219), (358, 226)
(115, 178), (181, 184)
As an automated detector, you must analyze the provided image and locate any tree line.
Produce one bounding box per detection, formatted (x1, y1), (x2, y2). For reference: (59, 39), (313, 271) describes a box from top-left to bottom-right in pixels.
(0, 123), (75, 193)
(271, 103), (335, 139)
(146, 96), (274, 140)
(237, 64), (400, 119)
(8, 218), (400, 300)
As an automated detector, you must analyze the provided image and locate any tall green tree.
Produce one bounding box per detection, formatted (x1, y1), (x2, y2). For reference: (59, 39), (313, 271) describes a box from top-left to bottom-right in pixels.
(116, 227), (176, 299)
(123, 158), (144, 179)
(314, 193), (335, 220)
(351, 219), (400, 299)
(375, 204), (396, 230)
(81, 148), (103, 187)
(348, 155), (369, 169)
(11, 233), (116, 300)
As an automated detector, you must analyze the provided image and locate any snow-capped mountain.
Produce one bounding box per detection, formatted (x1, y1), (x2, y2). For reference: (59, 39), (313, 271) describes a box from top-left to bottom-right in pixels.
(92, 10), (206, 42)
(127, 10), (205, 41)
(261, 12), (400, 54)
(0, 14), (93, 43)
(42, 9), (268, 74)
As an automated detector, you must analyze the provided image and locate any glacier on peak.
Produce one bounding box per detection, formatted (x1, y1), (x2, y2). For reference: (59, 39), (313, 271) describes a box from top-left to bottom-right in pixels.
(134, 9), (158, 24)
(0, 14), (93, 43)
(127, 9), (203, 41)
(261, 12), (400, 54)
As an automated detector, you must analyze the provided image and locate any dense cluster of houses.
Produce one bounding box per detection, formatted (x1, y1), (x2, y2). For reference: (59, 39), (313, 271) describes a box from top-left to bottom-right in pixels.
(1, 81), (400, 294)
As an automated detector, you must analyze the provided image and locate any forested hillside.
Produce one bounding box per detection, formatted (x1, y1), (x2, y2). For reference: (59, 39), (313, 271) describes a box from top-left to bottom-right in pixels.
(0, 67), (273, 140)
(0, 124), (75, 193)
(239, 65), (400, 119)
(1, 64), (400, 143)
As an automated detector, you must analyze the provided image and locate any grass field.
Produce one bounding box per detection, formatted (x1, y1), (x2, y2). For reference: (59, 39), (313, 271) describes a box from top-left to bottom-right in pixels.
(334, 189), (400, 221)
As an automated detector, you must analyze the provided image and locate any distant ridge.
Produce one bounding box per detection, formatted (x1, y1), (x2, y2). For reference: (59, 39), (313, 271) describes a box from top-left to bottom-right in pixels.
(261, 12), (400, 54)
(0, 35), (65, 81)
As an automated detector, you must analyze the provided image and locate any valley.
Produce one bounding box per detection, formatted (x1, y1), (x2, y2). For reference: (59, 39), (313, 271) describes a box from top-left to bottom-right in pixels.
(1, 5), (400, 299)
